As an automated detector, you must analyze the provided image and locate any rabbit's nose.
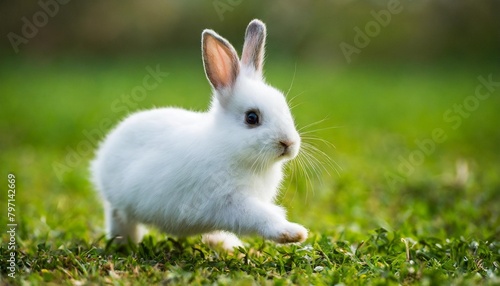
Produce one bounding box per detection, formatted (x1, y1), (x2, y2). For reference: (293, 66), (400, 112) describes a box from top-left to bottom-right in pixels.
(279, 140), (293, 149)
(279, 140), (294, 156)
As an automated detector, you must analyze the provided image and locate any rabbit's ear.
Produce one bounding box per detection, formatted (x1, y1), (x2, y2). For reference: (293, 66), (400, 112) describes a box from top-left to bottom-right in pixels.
(202, 30), (240, 92)
(241, 19), (266, 79)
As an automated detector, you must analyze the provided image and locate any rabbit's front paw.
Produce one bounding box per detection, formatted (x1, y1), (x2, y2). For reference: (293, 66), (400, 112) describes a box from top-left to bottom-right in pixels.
(267, 222), (308, 244)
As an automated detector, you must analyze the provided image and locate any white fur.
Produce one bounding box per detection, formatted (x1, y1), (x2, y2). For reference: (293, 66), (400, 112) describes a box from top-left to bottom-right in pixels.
(90, 19), (307, 250)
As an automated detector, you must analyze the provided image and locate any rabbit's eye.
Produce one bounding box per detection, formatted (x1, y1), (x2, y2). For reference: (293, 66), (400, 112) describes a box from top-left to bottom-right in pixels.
(245, 111), (260, 126)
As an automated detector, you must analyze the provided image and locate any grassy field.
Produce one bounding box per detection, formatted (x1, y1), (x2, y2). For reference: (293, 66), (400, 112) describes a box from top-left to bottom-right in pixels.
(1, 55), (499, 285)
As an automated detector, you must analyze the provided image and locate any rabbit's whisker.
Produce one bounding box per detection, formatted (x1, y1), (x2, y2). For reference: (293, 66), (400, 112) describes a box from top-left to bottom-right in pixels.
(285, 63), (297, 99)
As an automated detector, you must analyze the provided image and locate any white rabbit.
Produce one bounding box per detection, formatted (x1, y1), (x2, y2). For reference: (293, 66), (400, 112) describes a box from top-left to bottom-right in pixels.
(90, 19), (307, 251)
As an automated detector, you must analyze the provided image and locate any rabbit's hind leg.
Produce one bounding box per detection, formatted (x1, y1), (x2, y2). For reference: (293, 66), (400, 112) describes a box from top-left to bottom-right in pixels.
(202, 231), (243, 252)
(105, 203), (144, 244)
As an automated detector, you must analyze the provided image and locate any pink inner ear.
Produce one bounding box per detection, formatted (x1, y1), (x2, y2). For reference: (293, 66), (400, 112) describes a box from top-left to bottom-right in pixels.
(204, 35), (237, 89)
(213, 43), (232, 87)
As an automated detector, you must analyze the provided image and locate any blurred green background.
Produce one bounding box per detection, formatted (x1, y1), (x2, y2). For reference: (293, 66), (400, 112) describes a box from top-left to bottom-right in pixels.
(1, 0), (499, 245)
(1, 0), (499, 62)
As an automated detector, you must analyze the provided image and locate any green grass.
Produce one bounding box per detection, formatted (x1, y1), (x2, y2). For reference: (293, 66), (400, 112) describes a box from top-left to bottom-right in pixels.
(1, 55), (499, 285)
